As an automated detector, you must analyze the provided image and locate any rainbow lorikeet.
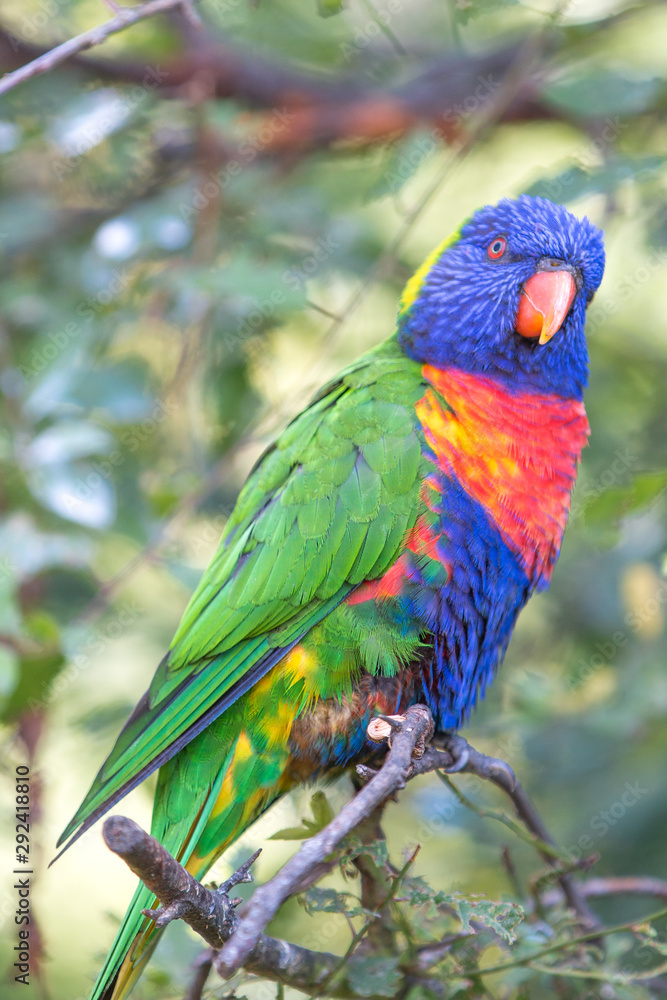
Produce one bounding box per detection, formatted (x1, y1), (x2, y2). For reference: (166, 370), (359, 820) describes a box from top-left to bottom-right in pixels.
(59, 194), (605, 1000)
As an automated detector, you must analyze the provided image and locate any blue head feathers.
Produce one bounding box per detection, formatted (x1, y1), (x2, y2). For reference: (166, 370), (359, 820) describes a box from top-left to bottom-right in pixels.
(398, 194), (606, 400)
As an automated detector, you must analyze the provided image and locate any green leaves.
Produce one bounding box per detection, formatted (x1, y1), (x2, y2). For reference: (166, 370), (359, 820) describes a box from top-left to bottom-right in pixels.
(526, 156), (667, 204)
(447, 895), (524, 944)
(544, 69), (663, 119)
(269, 791), (336, 840)
(301, 887), (368, 918)
(583, 470), (667, 528)
(346, 955), (402, 997)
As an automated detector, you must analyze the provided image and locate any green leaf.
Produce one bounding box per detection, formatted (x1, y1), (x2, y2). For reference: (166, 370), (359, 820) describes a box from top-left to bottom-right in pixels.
(583, 470), (667, 528)
(301, 887), (367, 917)
(310, 790), (335, 827)
(269, 791), (336, 839)
(367, 132), (438, 202)
(445, 893), (524, 944)
(317, 0), (344, 15)
(343, 837), (390, 868)
(346, 955), (401, 997)
(268, 824), (316, 841)
(526, 157), (667, 204)
(402, 873), (440, 908)
(544, 69), (662, 118)
(455, 0), (518, 27)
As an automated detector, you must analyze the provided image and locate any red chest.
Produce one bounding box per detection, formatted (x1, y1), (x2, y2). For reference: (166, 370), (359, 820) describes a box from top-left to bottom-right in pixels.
(416, 366), (590, 584)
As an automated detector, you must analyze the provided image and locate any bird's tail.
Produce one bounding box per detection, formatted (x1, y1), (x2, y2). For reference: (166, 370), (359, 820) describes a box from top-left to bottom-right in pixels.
(91, 881), (160, 1000)
(91, 722), (293, 1000)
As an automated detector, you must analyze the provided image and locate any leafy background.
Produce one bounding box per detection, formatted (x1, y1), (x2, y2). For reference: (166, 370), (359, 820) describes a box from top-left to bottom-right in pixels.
(2, 0), (667, 998)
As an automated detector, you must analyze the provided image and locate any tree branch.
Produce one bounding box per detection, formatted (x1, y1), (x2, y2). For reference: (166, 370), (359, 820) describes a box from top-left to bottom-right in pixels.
(0, 0), (190, 97)
(215, 704), (434, 976)
(0, 12), (566, 153)
(103, 815), (366, 997)
(102, 705), (437, 998)
(103, 708), (667, 997)
(542, 875), (667, 907)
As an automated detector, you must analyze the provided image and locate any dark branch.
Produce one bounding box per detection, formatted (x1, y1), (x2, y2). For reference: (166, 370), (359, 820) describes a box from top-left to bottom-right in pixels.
(102, 700), (667, 1000)
(103, 815), (361, 997)
(0, 0), (188, 97)
(542, 875), (667, 907)
(215, 704), (434, 976)
(0, 17), (572, 153)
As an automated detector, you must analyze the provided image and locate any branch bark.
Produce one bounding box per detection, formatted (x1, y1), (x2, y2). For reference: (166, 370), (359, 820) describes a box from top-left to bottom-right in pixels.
(104, 705), (608, 1000)
(103, 706), (436, 998)
(0, 14), (565, 153)
(0, 0), (190, 98)
(103, 815), (364, 998)
(215, 704), (434, 976)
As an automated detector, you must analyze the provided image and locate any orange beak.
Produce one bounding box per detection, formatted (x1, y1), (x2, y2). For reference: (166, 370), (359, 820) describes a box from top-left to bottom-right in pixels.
(515, 270), (577, 346)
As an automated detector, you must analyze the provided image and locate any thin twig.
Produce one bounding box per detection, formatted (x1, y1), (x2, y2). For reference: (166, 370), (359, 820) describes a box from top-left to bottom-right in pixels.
(444, 736), (601, 931)
(185, 950), (214, 1000)
(0, 0), (188, 97)
(475, 904), (667, 977)
(542, 876), (667, 907)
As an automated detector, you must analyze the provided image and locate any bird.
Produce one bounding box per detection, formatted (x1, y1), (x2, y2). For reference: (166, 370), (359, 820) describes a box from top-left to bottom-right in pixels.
(58, 194), (605, 1000)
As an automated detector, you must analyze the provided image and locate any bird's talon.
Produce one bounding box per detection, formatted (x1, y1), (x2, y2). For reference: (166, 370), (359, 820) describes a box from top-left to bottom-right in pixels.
(489, 758), (517, 790)
(445, 746), (470, 773)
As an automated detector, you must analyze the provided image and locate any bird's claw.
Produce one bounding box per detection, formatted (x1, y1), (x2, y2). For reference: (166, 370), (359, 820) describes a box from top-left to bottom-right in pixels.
(436, 733), (470, 773)
(487, 757), (517, 791)
(445, 745), (470, 773)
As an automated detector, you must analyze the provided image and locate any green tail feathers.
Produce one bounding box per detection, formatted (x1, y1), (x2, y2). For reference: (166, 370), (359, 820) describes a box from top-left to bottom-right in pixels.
(92, 885), (159, 1000)
(92, 713), (293, 1000)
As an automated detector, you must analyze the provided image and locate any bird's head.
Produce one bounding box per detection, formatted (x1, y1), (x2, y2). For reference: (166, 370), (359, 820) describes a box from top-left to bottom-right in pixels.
(397, 194), (605, 400)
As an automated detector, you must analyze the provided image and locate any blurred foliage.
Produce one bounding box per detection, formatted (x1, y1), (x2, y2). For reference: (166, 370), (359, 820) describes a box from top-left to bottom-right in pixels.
(2, 0), (667, 998)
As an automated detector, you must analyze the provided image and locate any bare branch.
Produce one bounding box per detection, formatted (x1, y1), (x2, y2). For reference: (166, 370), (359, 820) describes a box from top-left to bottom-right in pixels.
(103, 713), (663, 997)
(103, 815), (357, 996)
(543, 875), (667, 907)
(215, 704), (433, 976)
(410, 735), (601, 931)
(0, 0), (191, 97)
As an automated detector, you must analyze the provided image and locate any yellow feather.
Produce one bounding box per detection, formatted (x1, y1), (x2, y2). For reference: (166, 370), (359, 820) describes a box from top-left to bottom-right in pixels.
(399, 226), (462, 314)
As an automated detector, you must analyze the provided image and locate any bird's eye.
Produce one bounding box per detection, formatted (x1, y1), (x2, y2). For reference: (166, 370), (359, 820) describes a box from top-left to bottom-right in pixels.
(487, 237), (506, 260)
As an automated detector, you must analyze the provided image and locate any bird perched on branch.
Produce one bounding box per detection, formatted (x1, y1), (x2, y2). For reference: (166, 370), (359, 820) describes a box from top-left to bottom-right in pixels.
(59, 194), (605, 1000)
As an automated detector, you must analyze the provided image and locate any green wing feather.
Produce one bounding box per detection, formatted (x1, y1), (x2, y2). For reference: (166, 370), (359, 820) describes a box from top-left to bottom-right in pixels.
(57, 337), (426, 852)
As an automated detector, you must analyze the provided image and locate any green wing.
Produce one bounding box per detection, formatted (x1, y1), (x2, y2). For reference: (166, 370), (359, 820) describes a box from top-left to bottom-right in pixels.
(57, 338), (426, 852)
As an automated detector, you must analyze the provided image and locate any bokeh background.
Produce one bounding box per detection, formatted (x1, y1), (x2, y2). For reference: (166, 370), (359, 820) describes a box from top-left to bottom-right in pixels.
(2, 0), (667, 998)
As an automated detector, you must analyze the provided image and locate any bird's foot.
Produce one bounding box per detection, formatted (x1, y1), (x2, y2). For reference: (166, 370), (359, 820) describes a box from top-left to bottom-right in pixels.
(435, 732), (471, 773)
